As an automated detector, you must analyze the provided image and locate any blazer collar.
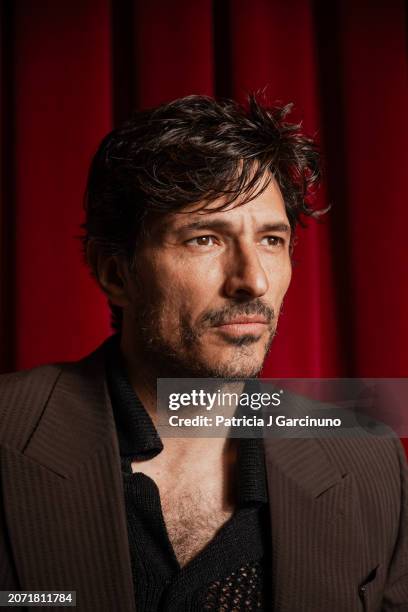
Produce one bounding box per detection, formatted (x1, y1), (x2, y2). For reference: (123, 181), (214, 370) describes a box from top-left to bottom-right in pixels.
(23, 338), (116, 479)
(263, 436), (346, 500)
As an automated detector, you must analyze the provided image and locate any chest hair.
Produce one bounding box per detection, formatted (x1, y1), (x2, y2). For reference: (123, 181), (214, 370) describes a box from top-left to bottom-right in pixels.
(161, 486), (234, 567)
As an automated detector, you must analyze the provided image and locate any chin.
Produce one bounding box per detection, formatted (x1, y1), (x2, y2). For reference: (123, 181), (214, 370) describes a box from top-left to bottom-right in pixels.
(193, 342), (266, 377)
(212, 366), (263, 379)
(200, 356), (265, 379)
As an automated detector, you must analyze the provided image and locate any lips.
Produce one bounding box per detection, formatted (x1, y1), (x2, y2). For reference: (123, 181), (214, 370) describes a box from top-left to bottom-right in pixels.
(215, 316), (269, 326)
(213, 316), (269, 337)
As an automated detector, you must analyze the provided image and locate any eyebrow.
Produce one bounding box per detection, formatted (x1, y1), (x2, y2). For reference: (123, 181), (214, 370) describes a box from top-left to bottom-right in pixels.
(172, 219), (291, 235)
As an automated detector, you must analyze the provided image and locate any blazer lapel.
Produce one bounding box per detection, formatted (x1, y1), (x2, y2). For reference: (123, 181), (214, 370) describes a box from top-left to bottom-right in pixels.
(264, 436), (364, 612)
(1, 344), (136, 612)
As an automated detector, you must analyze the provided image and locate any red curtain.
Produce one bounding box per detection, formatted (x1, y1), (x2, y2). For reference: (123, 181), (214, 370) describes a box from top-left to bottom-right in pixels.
(1, 0), (407, 446)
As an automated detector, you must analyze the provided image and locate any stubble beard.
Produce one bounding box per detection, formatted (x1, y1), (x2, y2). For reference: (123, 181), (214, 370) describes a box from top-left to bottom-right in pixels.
(132, 299), (278, 379)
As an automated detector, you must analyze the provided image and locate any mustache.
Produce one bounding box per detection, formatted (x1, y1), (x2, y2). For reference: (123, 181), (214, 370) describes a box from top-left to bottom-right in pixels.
(199, 299), (275, 327)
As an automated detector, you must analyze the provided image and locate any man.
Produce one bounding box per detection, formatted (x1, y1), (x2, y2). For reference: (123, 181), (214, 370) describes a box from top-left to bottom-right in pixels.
(0, 95), (407, 611)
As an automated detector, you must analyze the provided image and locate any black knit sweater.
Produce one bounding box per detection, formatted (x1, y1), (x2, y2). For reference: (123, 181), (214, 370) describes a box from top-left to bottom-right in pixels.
(105, 335), (271, 611)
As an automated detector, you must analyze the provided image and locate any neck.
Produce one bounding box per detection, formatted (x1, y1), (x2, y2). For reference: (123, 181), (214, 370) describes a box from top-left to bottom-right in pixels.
(119, 334), (243, 452)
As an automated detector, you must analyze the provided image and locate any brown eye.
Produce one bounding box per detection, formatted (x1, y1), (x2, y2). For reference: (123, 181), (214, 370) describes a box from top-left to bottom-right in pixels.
(186, 235), (216, 246)
(197, 236), (211, 245)
(260, 236), (284, 247)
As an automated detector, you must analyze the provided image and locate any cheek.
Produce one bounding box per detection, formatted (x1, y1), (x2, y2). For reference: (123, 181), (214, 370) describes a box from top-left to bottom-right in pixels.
(269, 260), (292, 302)
(143, 263), (205, 328)
(164, 257), (221, 300)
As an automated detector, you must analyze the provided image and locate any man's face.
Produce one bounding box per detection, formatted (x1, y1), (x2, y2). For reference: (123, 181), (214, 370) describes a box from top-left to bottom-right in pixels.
(123, 177), (292, 378)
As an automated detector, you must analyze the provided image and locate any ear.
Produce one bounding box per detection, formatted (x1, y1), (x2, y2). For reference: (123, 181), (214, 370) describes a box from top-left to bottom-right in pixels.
(87, 243), (131, 307)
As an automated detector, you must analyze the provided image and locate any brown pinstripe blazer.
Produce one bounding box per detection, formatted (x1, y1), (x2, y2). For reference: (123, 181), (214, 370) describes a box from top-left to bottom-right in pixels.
(0, 341), (407, 611)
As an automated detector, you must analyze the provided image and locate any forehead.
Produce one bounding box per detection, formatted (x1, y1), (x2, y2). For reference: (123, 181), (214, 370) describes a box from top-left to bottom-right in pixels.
(163, 177), (289, 232)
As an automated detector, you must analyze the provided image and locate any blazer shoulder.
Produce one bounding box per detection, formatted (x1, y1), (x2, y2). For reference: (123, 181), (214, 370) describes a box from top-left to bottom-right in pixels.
(0, 338), (111, 451)
(282, 387), (404, 477)
(275, 387), (405, 503)
(0, 363), (63, 449)
(318, 426), (404, 472)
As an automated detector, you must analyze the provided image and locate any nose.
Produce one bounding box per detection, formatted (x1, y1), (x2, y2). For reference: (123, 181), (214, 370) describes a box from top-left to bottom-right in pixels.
(223, 243), (269, 299)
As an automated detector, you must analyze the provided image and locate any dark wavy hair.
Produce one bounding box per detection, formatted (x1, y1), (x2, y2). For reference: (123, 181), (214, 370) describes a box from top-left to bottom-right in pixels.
(82, 94), (323, 330)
